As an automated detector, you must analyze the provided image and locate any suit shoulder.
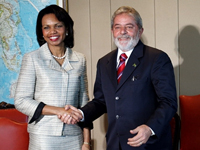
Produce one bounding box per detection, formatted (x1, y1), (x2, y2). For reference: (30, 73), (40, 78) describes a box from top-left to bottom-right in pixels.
(144, 45), (169, 57)
(144, 45), (172, 64)
(24, 43), (48, 56)
(72, 50), (85, 58)
(23, 48), (40, 60)
(71, 50), (86, 64)
(99, 49), (117, 61)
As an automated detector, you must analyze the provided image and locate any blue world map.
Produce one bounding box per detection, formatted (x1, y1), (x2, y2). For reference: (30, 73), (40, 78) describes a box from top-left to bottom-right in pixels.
(0, 0), (57, 104)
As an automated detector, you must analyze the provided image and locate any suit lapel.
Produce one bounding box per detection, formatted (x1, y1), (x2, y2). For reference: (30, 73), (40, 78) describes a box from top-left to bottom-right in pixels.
(62, 48), (78, 72)
(106, 50), (118, 88)
(40, 43), (75, 72)
(117, 41), (144, 91)
(39, 43), (60, 72)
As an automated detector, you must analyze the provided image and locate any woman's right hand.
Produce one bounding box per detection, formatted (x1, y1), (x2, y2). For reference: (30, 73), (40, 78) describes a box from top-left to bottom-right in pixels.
(58, 105), (83, 124)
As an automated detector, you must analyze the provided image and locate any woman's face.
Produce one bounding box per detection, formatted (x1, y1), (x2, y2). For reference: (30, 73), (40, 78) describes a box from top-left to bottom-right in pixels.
(42, 13), (67, 47)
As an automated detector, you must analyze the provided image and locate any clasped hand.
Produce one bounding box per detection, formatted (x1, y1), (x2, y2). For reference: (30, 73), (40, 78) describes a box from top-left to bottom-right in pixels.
(57, 105), (83, 124)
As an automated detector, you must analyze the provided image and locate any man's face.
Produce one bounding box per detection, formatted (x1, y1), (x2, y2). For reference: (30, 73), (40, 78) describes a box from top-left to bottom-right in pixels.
(112, 13), (143, 52)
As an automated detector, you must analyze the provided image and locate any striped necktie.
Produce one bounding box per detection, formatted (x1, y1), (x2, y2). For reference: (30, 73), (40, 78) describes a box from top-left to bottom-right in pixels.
(117, 53), (127, 83)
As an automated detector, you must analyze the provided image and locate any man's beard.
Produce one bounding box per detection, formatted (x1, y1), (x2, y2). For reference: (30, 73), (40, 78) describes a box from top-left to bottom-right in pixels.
(114, 31), (140, 51)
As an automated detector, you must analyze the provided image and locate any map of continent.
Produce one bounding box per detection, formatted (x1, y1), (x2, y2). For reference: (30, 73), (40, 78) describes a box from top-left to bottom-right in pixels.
(0, 0), (57, 104)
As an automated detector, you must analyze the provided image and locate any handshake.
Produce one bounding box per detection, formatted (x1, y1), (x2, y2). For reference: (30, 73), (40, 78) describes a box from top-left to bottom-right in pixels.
(57, 105), (83, 124)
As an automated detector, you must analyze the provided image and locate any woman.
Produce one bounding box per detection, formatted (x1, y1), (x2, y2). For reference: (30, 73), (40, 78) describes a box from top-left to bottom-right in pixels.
(14, 5), (91, 150)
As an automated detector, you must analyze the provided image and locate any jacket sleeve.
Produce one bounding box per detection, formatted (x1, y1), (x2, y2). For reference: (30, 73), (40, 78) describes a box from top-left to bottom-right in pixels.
(146, 52), (177, 138)
(81, 59), (107, 123)
(14, 53), (41, 121)
(78, 55), (93, 129)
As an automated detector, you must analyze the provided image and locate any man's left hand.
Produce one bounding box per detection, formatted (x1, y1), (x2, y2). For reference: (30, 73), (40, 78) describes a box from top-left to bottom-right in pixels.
(127, 124), (152, 147)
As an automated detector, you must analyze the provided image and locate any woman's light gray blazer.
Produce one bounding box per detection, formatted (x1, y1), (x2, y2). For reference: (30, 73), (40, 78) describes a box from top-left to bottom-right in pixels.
(14, 43), (89, 136)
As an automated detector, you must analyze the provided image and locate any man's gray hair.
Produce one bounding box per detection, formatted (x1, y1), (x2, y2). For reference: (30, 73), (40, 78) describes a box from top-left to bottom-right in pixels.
(111, 6), (143, 29)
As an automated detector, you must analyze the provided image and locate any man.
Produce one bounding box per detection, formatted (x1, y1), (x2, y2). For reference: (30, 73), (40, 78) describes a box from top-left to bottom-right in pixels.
(62, 6), (177, 150)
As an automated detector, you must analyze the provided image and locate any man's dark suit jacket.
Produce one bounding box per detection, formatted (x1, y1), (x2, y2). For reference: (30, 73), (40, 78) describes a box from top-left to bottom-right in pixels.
(81, 40), (177, 150)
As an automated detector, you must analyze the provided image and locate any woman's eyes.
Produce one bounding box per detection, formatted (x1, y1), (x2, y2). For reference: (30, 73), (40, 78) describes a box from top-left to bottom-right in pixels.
(42, 24), (64, 30)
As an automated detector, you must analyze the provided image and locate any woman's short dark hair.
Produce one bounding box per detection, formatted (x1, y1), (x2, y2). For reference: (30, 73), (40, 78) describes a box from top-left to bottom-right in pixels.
(36, 4), (74, 48)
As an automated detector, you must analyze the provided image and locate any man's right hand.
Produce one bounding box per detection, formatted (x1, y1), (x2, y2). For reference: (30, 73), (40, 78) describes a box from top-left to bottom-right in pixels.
(59, 105), (83, 124)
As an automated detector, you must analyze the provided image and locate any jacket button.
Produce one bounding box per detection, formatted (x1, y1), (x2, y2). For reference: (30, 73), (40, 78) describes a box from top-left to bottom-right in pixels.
(115, 97), (119, 100)
(116, 115), (119, 119)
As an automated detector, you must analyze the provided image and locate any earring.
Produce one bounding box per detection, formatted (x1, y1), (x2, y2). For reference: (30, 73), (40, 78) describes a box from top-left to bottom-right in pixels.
(66, 33), (68, 36)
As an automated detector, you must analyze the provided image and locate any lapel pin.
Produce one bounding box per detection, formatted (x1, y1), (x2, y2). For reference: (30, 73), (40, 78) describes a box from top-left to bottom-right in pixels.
(132, 63), (137, 67)
(132, 76), (138, 81)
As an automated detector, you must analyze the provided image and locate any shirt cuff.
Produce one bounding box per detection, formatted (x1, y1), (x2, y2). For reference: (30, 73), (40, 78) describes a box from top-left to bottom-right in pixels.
(149, 127), (155, 136)
(78, 109), (85, 122)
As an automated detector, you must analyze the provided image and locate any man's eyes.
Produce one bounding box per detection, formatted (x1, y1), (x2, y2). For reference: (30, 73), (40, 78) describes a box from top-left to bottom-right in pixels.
(114, 25), (134, 30)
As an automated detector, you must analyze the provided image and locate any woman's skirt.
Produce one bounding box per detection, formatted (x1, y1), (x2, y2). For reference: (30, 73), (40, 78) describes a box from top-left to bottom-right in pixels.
(28, 133), (83, 150)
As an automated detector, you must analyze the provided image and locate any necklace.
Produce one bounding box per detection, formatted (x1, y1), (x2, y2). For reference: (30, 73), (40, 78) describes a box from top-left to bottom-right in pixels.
(52, 48), (67, 59)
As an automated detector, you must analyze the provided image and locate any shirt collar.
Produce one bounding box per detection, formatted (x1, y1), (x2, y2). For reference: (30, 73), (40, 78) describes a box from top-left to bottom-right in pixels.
(116, 48), (134, 67)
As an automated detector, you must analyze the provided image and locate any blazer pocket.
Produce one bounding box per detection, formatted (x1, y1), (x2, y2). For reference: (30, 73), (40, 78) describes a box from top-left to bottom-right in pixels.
(129, 77), (149, 93)
(62, 124), (82, 136)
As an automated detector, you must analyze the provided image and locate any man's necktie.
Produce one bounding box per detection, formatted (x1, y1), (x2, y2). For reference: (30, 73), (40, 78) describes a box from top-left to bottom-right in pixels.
(117, 53), (127, 83)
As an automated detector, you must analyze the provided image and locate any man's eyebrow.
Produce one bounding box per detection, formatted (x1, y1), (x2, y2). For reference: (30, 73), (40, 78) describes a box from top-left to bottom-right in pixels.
(114, 23), (134, 26)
